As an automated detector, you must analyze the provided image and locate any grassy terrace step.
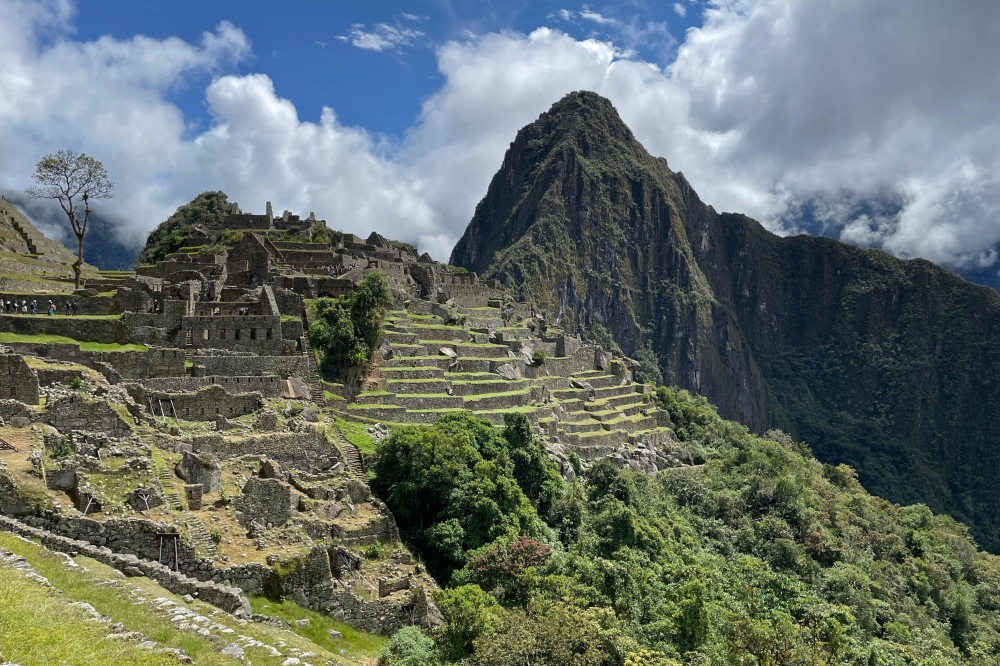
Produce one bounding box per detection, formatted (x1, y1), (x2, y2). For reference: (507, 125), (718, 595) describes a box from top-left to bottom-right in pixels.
(380, 366), (445, 379)
(584, 392), (647, 412)
(0, 332), (147, 352)
(450, 378), (530, 395)
(462, 387), (533, 410)
(492, 327), (532, 342)
(444, 371), (499, 381)
(382, 331), (421, 345)
(598, 413), (658, 433)
(382, 355), (446, 368)
(453, 342), (512, 358)
(558, 418), (605, 433)
(579, 374), (627, 389)
(386, 378), (453, 394)
(550, 387), (590, 402)
(388, 393), (465, 409)
(412, 324), (470, 342)
(561, 427), (629, 448)
(472, 405), (540, 425)
(593, 383), (644, 399)
(388, 343), (429, 357)
(454, 358), (519, 373)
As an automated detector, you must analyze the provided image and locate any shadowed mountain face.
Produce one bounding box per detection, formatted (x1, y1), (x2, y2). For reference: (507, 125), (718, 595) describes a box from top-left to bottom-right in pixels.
(451, 91), (1000, 551)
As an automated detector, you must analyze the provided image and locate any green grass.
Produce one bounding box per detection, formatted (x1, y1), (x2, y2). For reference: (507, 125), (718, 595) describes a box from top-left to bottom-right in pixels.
(323, 390), (345, 401)
(249, 597), (387, 658)
(0, 561), (177, 666)
(333, 415), (377, 454)
(280, 314), (301, 322)
(0, 313), (122, 320)
(0, 332), (146, 352)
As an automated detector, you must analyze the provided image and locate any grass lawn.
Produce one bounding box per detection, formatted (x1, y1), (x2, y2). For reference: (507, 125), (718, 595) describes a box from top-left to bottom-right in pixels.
(333, 415), (377, 454)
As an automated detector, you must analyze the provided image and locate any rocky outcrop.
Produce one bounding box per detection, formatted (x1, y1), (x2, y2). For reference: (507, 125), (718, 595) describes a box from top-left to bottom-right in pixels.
(175, 450), (221, 493)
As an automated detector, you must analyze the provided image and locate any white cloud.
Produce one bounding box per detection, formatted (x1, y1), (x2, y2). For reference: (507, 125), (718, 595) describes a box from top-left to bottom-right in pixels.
(3, 0), (1000, 271)
(336, 22), (423, 52)
(580, 8), (616, 25)
(673, 3), (687, 17)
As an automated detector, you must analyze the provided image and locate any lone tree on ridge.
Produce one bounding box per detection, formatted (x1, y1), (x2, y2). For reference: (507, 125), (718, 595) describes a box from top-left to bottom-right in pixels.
(26, 150), (115, 289)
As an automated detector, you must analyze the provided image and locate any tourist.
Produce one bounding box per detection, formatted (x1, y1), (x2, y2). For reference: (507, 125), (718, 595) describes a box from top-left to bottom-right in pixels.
(22, 302), (28, 314)
(30, 300), (37, 315)
(47, 300), (55, 316)
(71, 302), (78, 316)
(65, 301), (71, 315)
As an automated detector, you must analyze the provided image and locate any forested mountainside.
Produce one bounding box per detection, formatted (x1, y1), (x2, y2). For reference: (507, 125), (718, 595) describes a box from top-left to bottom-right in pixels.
(374, 392), (1000, 665)
(450, 91), (1000, 552)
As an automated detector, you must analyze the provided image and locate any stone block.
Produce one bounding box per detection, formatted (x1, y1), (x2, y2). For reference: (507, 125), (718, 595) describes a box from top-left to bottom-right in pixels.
(184, 484), (203, 510)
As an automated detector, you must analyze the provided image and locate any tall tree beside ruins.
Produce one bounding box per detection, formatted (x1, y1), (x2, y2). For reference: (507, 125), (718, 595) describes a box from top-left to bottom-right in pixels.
(26, 150), (115, 289)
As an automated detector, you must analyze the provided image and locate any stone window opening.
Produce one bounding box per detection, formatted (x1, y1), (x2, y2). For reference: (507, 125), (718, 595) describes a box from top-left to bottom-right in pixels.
(221, 329), (227, 340)
(235, 329), (241, 340)
(250, 328), (257, 340)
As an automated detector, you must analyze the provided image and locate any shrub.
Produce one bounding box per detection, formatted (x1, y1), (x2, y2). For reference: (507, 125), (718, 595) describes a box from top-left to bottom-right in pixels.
(379, 625), (438, 666)
(69, 376), (83, 390)
(531, 348), (546, 365)
(47, 436), (73, 459)
(210, 530), (222, 545)
(309, 270), (392, 378)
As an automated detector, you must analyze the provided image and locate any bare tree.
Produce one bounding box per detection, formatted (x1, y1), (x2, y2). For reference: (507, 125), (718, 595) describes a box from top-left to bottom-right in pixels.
(26, 150), (114, 289)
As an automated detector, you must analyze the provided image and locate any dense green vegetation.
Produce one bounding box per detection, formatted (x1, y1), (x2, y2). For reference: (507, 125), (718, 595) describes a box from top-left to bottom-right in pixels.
(449, 90), (1000, 552)
(308, 270), (392, 379)
(373, 391), (1000, 666)
(137, 191), (234, 264)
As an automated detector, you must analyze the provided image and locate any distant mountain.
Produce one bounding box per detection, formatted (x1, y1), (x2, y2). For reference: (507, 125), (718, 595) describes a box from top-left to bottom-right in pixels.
(451, 91), (1000, 551)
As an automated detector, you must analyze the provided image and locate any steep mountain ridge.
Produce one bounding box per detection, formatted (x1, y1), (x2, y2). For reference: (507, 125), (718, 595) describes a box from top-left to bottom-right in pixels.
(451, 91), (1000, 551)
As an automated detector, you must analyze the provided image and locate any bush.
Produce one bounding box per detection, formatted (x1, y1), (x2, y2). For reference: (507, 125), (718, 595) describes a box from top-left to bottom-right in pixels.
(69, 376), (83, 390)
(531, 348), (546, 365)
(210, 530), (222, 545)
(47, 436), (73, 459)
(379, 625), (438, 666)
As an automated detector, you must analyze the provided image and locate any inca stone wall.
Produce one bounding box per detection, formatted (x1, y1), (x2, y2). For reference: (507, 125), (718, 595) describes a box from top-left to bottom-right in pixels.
(0, 350), (39, 403)
(45, 394), (133, 436)
(0, 315), (128, 344)
(188, 431), (340, 472)
(125, 383), (263, 421)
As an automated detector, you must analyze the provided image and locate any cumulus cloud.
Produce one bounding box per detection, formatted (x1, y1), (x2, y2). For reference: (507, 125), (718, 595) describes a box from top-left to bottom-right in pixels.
(2, 0), (1000, 270)
(673, 4), (687, 17)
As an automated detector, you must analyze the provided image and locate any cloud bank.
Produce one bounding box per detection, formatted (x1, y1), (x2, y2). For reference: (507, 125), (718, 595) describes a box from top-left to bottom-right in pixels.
(2, 0), (999, 269)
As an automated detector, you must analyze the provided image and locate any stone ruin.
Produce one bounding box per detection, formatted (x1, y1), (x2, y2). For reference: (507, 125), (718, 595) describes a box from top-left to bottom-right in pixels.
(0, 198), (690, 640)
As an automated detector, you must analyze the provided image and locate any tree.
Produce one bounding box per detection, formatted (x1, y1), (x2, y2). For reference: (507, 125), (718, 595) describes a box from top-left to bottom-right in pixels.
(26, 150), (114, 289)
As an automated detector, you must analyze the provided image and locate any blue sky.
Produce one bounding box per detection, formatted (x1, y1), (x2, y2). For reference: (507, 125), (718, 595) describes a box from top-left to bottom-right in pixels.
(73, 0), (702, 138)
(2, 0), (999, 276)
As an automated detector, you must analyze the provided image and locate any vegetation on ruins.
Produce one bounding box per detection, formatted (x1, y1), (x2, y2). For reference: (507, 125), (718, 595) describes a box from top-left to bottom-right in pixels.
(137, 190), (234, 264)
(372, 394), (1000, 666)
(26, 150), (115, 289)
(308, 270), (392, 378)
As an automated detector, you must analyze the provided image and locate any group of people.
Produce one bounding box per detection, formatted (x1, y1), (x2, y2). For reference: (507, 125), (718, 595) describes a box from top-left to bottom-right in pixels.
(2, 299), (78, 316)
(327, 263), (360, 277)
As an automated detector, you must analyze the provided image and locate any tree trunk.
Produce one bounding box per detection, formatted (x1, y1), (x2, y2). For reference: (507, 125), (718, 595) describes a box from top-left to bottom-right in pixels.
(74, 232), (84, 290)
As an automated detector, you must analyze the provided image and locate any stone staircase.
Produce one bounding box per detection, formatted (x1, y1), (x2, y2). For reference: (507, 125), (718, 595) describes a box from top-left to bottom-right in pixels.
(7, 212), (40, 255)
(153, 460), (182, 510)
(300, 336), (325, 403)
(183, 515), (218, 558)
(331, 423), (365, 477)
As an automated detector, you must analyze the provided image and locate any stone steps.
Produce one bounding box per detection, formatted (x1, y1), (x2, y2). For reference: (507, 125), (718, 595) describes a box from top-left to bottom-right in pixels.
(570, 373), (620, 389)
(558, 418), (605, 433)
(183, 515), (218, 558)
(584, 392), (645, 412)
(592, 383), (641, 399)
(153, 465), (182, 511)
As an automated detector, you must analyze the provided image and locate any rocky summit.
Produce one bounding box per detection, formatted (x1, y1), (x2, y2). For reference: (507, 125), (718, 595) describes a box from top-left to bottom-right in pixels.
(451, 90), (1000, 552)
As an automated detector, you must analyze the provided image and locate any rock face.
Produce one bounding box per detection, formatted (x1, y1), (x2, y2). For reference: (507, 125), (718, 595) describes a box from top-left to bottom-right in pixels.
(451, 90), (1000, 551)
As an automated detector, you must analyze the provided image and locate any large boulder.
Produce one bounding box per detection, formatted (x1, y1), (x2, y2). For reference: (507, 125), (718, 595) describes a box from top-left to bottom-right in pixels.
(175, 450), (221, 493)
(234, 477), (293, 528)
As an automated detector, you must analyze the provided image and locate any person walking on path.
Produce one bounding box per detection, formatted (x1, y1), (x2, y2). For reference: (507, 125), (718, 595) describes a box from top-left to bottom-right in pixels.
(30, 300), (37, 315)
(47, 300), (55, 315)
(71, 302), (78, 316)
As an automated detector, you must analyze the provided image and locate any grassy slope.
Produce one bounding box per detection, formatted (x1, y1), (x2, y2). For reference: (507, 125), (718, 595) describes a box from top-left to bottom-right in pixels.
(0, 533), (383, 666)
